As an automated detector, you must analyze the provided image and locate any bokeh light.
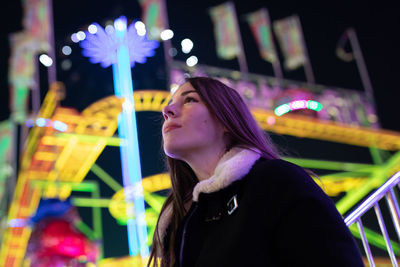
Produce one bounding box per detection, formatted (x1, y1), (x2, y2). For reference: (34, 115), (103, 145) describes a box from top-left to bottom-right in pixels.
(39, 54), (53, 67)
(181, 38), (193, 54)
(186, 55), (198, 67)
(160, 29), (174, 40)
(61, 45), (72, 55)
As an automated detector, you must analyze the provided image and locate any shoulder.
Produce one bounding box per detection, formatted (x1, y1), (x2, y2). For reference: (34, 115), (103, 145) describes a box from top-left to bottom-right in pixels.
(248, 158), (315, 188)
(250, 158), (308, 178)
(245, 158), (329, 205)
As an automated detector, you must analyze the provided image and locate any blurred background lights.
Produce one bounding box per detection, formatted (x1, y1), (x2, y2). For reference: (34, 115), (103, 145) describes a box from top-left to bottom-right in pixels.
(61, 59), (72, 70)
(61, 45), (72, 55)
(39, 54), (53, 67)
(135, 21), (146, 36)
(160, 29), (174, 41)
(122, 101), (133, 113)
(71, 33), (79, 43)
(134, 21), (145, 30)
(267, 116), (276, 125)
(186, 55), (198, 67)
(53, 120), (68, 132)
(76, 31), (86, 41)
(105, 25), (115, 35)
(149, 27), (161, 39)
(181, 38), (193, 54)
(168, 47), (177, 57)
(114, 17), (127, 31)
(88, 24), (98, 34)
(8, 218), (26, 228)
(25, 119), (35, 128)
(36, 118), (48, 127)
(275, 100), (323, 116)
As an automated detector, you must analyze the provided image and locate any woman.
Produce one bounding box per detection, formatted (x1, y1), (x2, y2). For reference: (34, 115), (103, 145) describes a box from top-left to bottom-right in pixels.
(148, 77), (364, 267)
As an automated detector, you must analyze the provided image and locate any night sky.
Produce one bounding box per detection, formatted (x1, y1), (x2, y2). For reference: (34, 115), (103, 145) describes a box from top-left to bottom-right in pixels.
(2, 0), (400, 131)
(2, 0), (400, 258)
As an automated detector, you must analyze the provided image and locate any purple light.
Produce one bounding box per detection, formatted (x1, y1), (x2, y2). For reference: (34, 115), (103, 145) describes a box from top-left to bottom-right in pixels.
(25, 119), (35, 128)
(80, 19), (159, 68)
(8, 218), (26, 228)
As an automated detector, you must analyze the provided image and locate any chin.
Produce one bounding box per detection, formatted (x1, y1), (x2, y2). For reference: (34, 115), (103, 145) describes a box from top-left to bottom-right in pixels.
(163, 143), (190, 161)
(163, 145), (182, 159)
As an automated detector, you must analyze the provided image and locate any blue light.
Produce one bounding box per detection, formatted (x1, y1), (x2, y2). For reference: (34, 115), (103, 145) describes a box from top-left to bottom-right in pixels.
(25, 119), (35, 128)
(80, 16), (159, 68)
(52, 120), (68, 132)
(36, 118), (48, 127)
(114, 17), (127, 32)
(84, 15), (154, 258)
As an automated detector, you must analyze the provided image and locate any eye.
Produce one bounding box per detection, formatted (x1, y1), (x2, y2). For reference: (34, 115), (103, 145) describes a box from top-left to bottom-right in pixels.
(184, 96), (198, 103)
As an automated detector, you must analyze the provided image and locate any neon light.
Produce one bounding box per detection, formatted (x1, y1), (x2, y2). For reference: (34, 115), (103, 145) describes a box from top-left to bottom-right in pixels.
(88, 24), (98, 34)
(81, 15), (158, 258)
(80, 18), (158, 68)
(26, 119), (35, 128)
(36, 118), (48, 127)
(62, 46), (72, 56)
(160, 29), (174, 41)
(52, 120), (68, 132)
(29, 118), (68, 131)
(39, 54), (53, 67)
(8, 218), (26, 228)
(71, 33), (79, 43)
(274, 100), (323, 116)
(181, 38), (193, 54)
(186, 55), (198, 67)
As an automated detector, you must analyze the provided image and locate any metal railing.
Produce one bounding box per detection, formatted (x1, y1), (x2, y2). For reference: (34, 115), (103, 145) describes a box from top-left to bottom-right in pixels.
(345, 172), (400, 267)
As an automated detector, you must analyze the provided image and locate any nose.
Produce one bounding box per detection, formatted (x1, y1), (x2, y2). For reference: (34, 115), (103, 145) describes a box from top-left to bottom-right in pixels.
(162, 104), (176, 120)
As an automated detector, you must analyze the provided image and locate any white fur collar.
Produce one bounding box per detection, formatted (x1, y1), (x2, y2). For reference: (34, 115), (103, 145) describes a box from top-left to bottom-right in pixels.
(157, 147), (260, 243)
(192, 147), (260, 201)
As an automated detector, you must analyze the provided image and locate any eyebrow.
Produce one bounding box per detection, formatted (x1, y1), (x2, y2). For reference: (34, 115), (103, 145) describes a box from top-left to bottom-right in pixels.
(167, 90), (198, 105)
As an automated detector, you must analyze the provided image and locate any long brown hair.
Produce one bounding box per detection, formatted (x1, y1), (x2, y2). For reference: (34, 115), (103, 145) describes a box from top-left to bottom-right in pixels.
(148, 77), (280, 266)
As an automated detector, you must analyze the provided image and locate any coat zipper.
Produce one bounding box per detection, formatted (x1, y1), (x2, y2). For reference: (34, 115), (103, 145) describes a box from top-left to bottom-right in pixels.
(179, 202), (198, 266)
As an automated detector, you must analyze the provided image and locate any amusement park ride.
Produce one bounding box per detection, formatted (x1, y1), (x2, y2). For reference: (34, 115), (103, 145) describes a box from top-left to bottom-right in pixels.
(1, 1), (400, 266)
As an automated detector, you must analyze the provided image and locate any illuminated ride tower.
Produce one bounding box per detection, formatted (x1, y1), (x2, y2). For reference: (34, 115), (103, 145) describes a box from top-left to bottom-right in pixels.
(80, 16), (159, 258)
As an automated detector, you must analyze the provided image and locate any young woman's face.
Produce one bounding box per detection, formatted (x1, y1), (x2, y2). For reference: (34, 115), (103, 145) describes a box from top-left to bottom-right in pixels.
(162, 82), (225, 160)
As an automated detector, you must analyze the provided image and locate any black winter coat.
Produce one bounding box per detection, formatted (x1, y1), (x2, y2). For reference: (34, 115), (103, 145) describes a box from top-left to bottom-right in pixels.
(171, 159), (364, 267)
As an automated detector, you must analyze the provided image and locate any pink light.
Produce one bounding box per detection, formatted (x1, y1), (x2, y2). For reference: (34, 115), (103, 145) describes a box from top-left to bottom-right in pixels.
(288, 100), (307, 111)
(267, 116), (276, 125)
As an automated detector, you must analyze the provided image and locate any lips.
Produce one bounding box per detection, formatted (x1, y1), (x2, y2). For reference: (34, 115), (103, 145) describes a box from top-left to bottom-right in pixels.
(163, 123), (181, 133)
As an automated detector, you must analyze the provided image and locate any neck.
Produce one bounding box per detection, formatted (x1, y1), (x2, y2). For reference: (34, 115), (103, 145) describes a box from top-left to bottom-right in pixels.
(183, 145), (227, 182)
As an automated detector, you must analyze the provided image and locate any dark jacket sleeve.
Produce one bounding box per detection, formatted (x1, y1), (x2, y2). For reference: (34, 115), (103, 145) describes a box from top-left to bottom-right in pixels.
(252, 159), (365, 267)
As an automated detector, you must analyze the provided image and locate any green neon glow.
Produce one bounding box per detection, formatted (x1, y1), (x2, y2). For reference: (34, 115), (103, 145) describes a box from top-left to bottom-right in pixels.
(92, 183), (103, 257)
(274, 103), (290, 116)
(369, 147), (385, 165)
(274, 100), (323, 116)
(74, 220), (97, 240)
(284, 157), (376, 172)
(30, 180), (98, 192)
(57, 133), (123, 146)
(143, 191), (166, 213)
(307, 100), (323, 111)
(337, 151), (400, 214)
(72, 197), (112, 207)
(90, 163), (123, 192)
(349, 224), (400, 256)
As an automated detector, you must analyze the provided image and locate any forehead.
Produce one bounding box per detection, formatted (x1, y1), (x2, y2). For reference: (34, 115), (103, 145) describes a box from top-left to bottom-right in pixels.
(168, 83), (198, 103)
(172, 82), (195, 96)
